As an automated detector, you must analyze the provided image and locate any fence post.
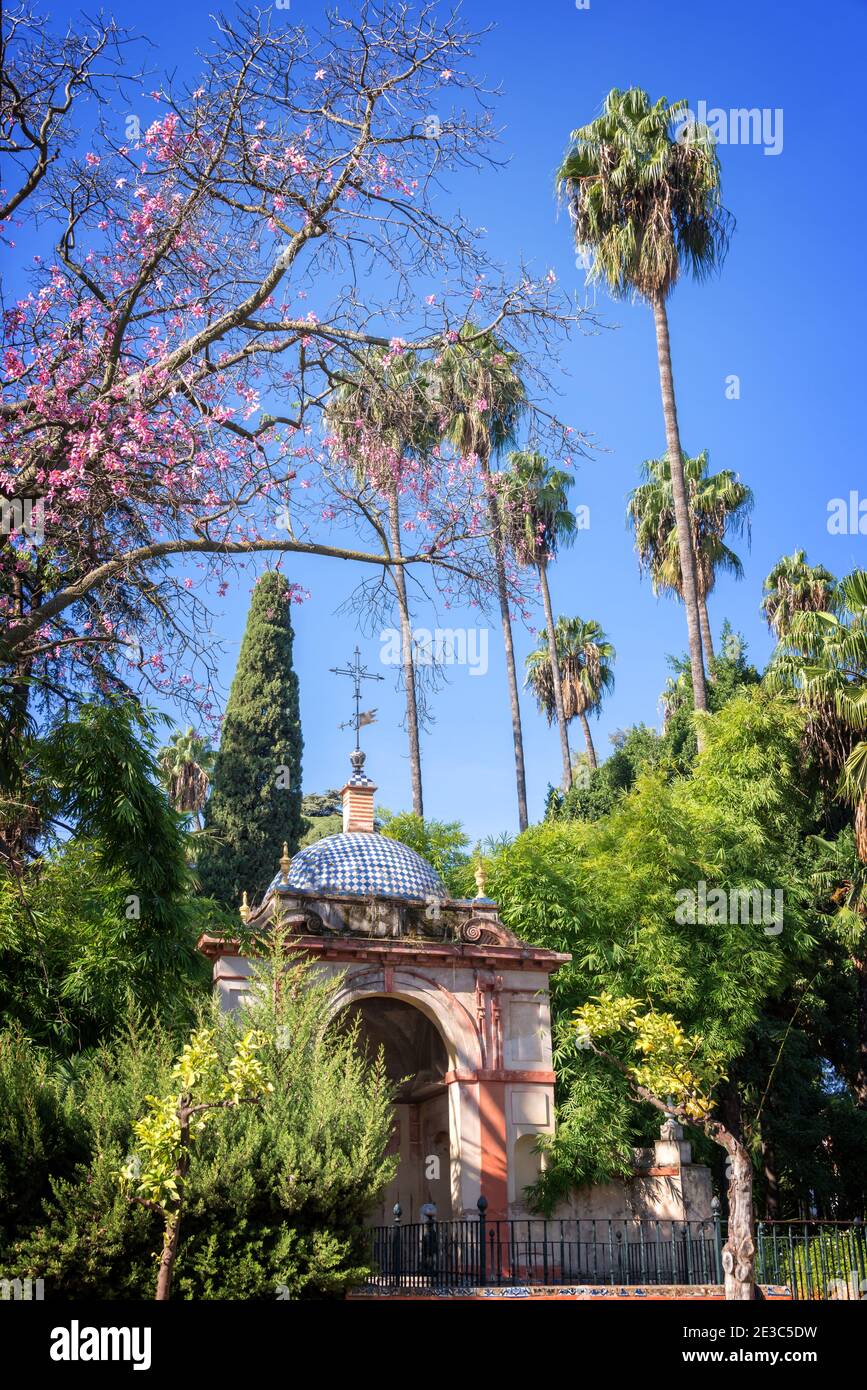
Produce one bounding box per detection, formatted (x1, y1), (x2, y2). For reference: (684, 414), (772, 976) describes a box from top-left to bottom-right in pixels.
(421, 1205), (438, 1284)
(756, 1219), (766, 1287)
(712, 1197), (724, 1284)
(477, 1195), (488, 1287)
(391, 1202), (402, 1289)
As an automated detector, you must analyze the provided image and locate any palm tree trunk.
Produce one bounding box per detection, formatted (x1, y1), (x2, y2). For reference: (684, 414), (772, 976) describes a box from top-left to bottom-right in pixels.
(651, 293), (708, 723)
(482, 460), (529, 832)
(538, 558), (572, 791)
(699, 595), (716, 679)
(578, 711), (597, 769)
(387, 489), (424, 818)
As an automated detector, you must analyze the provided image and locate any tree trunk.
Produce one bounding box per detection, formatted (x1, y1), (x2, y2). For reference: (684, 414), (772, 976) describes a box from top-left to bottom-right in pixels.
(481, 457), (529, 832)
(0, 572), (39, 871)
(387, 488), (423, 818)
(651, 293), (708, 726)
(538, 558), (572, 792)
(578, 711), (597, 770)
(155, 1208), (182, 1301)
(720, 1132), (756, 1300)
(155, 1105), (191, 1301)
(699, 595), (716, 680)
(852, 953), (867, 1109)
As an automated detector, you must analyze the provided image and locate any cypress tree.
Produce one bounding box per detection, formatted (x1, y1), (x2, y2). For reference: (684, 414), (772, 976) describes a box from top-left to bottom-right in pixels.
(198, 571), (303, 907)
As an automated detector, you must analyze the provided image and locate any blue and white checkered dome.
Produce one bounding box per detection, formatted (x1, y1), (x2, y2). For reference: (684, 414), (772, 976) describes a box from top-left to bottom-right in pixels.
(269, 832), (446, 902)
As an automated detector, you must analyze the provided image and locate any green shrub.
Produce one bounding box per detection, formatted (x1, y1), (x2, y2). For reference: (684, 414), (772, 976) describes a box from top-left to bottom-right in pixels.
(2, 960), (396, 1299)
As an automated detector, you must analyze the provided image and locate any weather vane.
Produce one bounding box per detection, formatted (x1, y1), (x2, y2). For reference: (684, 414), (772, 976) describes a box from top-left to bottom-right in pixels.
(331, 645), (384, 750)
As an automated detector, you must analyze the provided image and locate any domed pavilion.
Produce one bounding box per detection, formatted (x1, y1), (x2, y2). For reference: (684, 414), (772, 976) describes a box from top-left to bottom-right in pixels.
(198, 746), (570, 1223)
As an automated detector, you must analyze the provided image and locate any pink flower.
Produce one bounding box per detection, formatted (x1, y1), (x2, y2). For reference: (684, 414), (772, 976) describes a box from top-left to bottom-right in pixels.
(3, 349), (25, 378)
(440, 69), (453, 81)
(314, 69), (326, 81)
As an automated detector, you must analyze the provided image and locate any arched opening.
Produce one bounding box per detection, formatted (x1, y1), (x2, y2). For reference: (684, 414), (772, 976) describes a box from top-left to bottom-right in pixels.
(336, 996), (453, 1222)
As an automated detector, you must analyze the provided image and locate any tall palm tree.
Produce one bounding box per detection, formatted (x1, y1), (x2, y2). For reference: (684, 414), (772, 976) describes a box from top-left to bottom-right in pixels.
(762, 550), (836, 639)
(525, 617), (615, 769)
(157, 726), (214, 831)
(767, 569), (867, 857)
(432, 325), (530, 829)
(499, 450), (576, 790)
(325, 348), (436, 818)
(558, 88), (733, 724)
(627, 450), (753, 674)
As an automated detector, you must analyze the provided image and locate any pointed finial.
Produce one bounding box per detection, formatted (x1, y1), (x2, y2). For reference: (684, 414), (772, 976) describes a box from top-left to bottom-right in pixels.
(474, 860), (486, 899)
(239, 891), (250, 924)
(279, 841), (291, 876)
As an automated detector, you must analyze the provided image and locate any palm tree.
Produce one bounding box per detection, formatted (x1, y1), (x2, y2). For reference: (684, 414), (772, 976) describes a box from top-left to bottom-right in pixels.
(499, 450), (576, 791)
(558, 88), (733, 723)
(157, 727), (214, 831)
(525, 617), (615, 769)
(767, 569), (867, 857)
(325, 348), (437, 818)
(432, 325), (530, 829)
(627, 450), (753, 674)
(762, 550), (836, 638)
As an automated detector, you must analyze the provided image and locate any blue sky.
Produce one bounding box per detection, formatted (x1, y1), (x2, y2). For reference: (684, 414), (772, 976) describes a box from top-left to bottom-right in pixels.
(34, 0), (867, 842)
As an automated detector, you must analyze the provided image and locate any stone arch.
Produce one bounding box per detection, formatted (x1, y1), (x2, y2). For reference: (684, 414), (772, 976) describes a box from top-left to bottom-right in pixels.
(327, 966), (483, 1075)
(335, 996), (448, 1103)
(328, 968), (480, 1223)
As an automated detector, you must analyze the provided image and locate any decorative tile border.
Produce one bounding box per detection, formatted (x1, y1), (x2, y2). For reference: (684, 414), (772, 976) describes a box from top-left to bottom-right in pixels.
(348, 1283), (792, 1301)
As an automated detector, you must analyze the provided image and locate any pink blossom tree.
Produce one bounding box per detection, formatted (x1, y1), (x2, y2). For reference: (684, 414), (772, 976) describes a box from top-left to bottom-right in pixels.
(1, 3), (596, 866)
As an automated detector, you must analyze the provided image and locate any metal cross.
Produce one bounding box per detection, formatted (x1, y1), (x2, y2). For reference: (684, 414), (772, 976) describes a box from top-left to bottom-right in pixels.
(330, 645), (384, 750)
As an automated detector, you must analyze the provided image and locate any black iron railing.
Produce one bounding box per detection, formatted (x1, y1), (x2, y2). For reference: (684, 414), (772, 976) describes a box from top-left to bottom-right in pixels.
(368, 1198), (721, 1290)
(366, 1200), (867, 1298)
(755, 1220), (867, 1300)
